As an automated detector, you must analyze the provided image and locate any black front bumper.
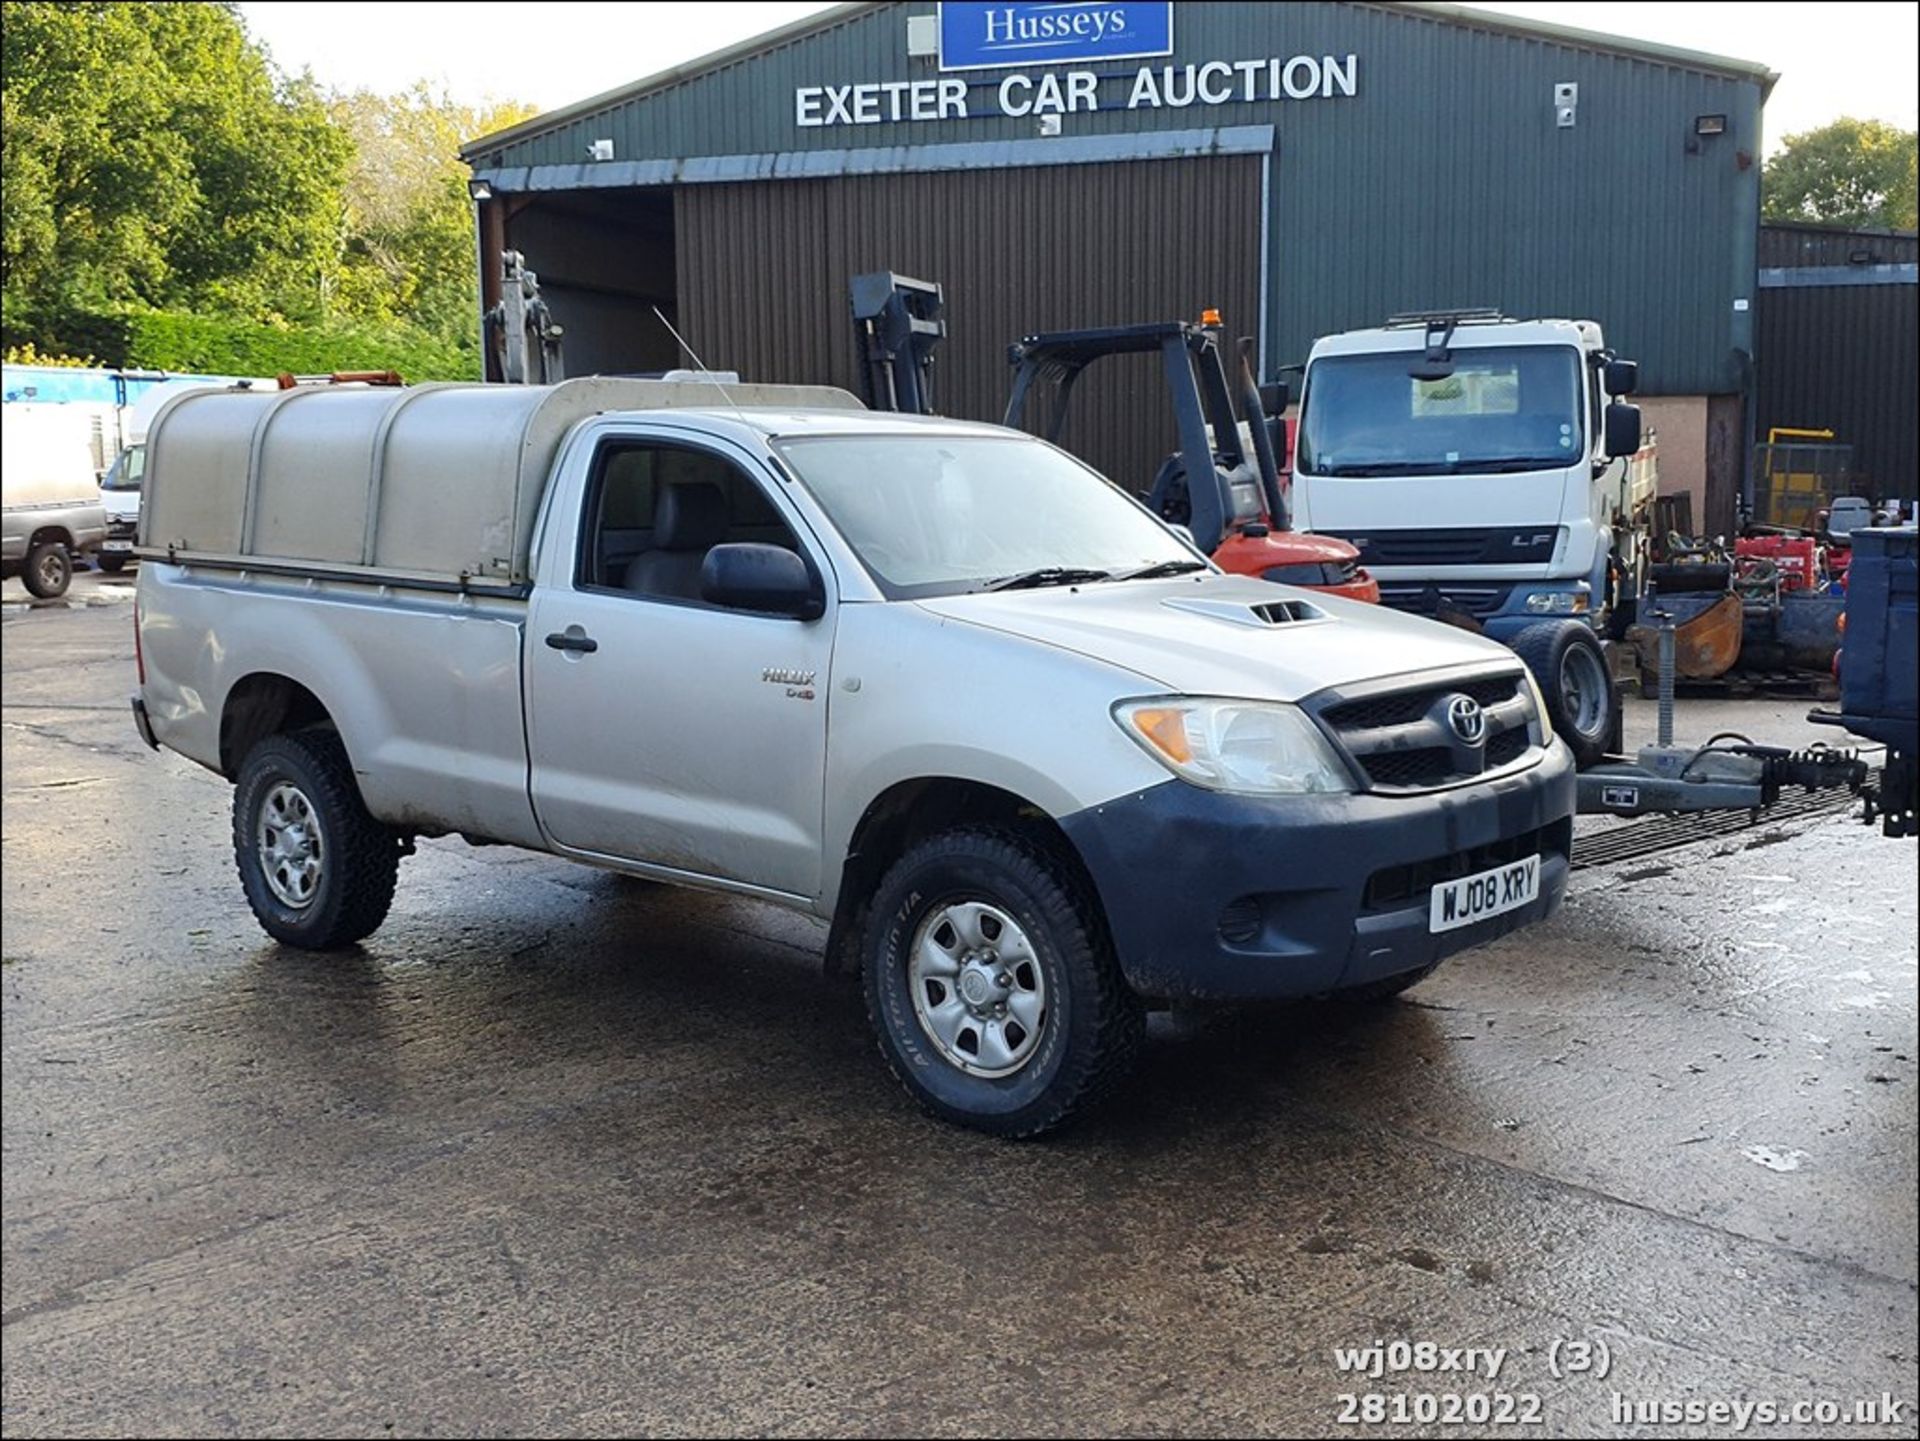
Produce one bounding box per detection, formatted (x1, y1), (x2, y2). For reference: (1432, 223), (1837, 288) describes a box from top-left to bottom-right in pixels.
(1060, 745), (1575, 1001)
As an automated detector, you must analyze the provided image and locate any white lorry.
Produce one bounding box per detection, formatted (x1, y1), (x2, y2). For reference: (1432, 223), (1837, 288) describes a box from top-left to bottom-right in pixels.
(1290, 313), (1653, 763)
(133, 377), (1575, 1135)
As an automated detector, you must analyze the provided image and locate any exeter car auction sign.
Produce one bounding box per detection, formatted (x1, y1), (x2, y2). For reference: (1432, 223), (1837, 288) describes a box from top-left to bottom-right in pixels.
(938, 1), (1174, 70)
(795, 0), (1358, 131)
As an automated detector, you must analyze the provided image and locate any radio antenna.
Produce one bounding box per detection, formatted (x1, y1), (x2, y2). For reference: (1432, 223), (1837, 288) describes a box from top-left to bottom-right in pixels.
(652, 305), (747, 422)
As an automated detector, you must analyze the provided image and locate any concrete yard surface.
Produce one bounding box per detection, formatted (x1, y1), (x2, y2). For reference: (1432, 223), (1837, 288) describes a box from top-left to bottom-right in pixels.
(2, 596), (1915, 1437)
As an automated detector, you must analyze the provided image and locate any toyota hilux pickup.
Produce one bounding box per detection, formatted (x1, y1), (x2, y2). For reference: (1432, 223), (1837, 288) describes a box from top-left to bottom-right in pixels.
(133, 376), (1574, 1136)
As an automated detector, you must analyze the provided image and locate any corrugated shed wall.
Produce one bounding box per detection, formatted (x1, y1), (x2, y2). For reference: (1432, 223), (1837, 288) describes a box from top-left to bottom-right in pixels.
(1759, 223), (1919, 268)
(676, 157), (1262, 487)
(1755, 282), (1918, 498)
(471, 1), (1766, 397)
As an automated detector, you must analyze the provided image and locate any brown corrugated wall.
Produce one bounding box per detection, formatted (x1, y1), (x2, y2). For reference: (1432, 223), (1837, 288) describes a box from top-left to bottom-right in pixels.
(674, 157), (1263, 490)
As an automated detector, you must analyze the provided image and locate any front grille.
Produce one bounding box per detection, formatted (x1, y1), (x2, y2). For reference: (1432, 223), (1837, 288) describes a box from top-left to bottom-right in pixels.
(1358, 748), (1456, 788)
(1312, 670), (1539, 793)
(1343, 528), (1560, 567)
(1358, 530), (1497, 565)
(1363, 818), (1573, 910)
(1323, 674), (1518, 731)
(1486, 727), (1529, 768)
(1377, 582), (1515, 619)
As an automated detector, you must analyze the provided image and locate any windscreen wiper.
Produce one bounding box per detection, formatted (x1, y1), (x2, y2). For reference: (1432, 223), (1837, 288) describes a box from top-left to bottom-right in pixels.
(1456, 458), (1563, 474)
(1113, 559), (1210, 582)
(982, 567), (1114, 592)
(1319, 461), (1439, 476)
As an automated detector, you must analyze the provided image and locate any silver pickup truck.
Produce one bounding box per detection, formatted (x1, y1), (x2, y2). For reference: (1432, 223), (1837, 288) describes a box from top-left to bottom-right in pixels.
(133, 377), (1574, 1135)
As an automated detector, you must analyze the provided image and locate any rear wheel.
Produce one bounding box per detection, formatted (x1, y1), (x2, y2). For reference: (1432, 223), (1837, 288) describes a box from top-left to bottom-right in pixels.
(23, 540), (72, 598)
(233, 730), (401, 949)
(1511, 620), (1614, 769)
(97, 553), (129, 574)
(862, 827), (1142, 1138)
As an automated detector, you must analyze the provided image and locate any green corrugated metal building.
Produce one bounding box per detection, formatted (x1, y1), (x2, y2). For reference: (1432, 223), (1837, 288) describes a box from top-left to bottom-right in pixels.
(461, 1), (1775, 524)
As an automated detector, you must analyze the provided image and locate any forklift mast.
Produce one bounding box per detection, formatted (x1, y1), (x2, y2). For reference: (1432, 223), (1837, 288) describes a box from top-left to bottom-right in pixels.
(850, 272), (946, 415)
(1003, 319), (1289, 555)
(484, 251), (565, 386)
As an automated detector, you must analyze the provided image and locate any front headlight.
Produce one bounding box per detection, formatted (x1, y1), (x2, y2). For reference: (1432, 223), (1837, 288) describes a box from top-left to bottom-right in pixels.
(1520, 667), (1551, 741)
(1523, 590), (1589, 615)
(1113, 697), (1354, 794)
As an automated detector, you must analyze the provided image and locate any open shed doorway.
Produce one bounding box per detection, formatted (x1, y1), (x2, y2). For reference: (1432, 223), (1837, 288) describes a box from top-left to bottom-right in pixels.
(486, 187), (681, 379)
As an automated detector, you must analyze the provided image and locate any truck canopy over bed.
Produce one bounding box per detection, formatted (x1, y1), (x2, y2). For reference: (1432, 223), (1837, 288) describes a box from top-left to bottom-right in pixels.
(140, 376), (862, 590)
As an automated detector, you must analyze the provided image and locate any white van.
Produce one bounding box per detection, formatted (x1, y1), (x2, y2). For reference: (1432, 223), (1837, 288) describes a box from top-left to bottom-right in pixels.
(2, 404), (107, 598)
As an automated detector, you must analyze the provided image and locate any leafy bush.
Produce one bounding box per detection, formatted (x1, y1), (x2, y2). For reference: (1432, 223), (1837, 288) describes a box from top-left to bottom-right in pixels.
(5, 305), (476, 382)
(2, 341), (97, 367)
(120, 309), (476, 381)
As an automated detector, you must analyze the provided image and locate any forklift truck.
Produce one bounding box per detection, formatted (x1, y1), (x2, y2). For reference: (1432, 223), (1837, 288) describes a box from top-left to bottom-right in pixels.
(850, 275), (1376, 604)
(1001, 316), (1378, 604)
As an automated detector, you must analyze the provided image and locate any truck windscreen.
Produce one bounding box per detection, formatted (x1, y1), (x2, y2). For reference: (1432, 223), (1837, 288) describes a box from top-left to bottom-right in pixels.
(101, 444), (145, 491)
(775, 433), (1197, 600)
(1297, 345), (1583, 477)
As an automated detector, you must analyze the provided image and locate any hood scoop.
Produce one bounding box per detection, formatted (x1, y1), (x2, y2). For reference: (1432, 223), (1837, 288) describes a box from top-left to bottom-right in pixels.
(1160, 595), (1330, 629)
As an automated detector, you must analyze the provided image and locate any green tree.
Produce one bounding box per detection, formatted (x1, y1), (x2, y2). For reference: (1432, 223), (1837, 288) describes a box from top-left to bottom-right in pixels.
(329, 86), (537, 351)
(1763, 118), (1919, 231)
(1, 2), (350, 325)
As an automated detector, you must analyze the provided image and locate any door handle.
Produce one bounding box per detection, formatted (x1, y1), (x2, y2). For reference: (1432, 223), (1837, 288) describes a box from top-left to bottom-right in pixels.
(545, 630), (598, 654)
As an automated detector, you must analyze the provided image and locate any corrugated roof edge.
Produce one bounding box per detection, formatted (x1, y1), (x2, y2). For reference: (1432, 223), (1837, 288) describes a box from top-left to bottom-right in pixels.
(1382, 2), (1778, 93)
(1760, 220), (1919, 240)
(459, 0), (1778, 161)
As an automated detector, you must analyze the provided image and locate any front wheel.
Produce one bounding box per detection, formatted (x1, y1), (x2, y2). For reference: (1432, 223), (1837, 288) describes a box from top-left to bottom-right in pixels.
(233, 730), (402, 949)
(97, 553), (129, 574)
(1511, 620), (1614, 769)
(862, 827), (1143, 1138)
(23, 540), (72, 598)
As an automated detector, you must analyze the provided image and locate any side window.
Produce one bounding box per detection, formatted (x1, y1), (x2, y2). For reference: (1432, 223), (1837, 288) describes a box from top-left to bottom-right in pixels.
(578, 439), (803, 603)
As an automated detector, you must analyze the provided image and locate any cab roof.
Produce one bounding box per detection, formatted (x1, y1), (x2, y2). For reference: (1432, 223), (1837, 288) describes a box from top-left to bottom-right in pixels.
(1309, 318), (1601, 358)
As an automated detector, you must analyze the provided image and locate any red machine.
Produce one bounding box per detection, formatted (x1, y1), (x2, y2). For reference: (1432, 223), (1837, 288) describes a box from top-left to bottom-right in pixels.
(1735, 535), (1821, 592)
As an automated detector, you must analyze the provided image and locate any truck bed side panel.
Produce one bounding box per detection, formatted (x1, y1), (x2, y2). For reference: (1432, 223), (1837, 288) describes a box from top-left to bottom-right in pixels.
(138, 565), (541, 847)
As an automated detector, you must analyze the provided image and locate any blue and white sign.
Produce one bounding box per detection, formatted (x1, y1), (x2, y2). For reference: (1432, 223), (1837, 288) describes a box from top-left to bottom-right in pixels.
(938, 2), (1175, 72)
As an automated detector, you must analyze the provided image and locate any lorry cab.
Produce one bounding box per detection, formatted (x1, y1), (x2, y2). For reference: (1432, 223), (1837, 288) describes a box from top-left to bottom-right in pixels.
(1290, 312), (1649, 642)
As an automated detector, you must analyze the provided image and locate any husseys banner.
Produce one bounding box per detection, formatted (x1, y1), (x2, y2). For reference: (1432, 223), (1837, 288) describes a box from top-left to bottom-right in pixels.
(938, 1), (1175, 71)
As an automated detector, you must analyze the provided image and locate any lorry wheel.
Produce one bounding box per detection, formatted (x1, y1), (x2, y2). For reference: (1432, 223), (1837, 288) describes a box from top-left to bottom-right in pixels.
(1510, 621), (1613, 769)
(233, 730), (402, 949)
(23, 541), (72, 599)
(97, 553), (128, 574)
(862, 827), (1143, 1138)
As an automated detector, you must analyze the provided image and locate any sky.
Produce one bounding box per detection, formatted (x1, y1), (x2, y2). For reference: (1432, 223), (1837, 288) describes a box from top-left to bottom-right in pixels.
(238, 0), (1919, 150)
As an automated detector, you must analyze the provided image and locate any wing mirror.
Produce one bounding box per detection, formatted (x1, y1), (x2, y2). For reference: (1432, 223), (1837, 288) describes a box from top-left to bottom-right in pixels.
(1604, 402), (1643, 459)
(1604, 357), (1639, 396)
(701, 543), (824, 620)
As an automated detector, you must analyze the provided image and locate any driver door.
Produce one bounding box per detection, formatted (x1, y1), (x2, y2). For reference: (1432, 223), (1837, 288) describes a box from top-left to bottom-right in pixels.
(524, 431), (835, 899)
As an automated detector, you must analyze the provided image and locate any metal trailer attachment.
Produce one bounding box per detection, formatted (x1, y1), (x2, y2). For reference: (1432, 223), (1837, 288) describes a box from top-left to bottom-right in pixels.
(1576, 603), (1868, 817)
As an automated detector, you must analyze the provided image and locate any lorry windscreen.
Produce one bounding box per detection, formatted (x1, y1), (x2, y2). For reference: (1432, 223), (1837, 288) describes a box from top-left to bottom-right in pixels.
(774, 433), (1198, 600)
(101, 444), (145, 491)
(1297, 345), (1582, 478)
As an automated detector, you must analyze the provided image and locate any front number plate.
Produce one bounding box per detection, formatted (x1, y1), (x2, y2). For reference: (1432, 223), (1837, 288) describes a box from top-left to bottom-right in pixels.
(1429, 854), (1540, 933)
(103, 539), (133, 552)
